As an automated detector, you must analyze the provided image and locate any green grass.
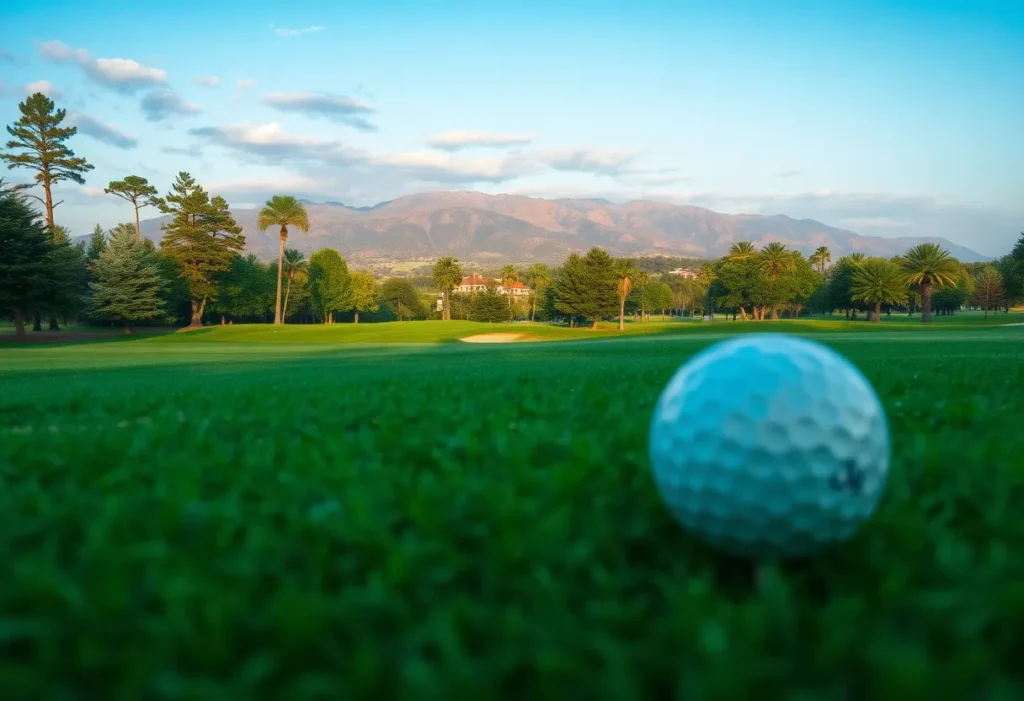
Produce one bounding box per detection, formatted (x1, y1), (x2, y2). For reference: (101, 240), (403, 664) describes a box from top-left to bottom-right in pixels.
(2, 321), (1024, 698)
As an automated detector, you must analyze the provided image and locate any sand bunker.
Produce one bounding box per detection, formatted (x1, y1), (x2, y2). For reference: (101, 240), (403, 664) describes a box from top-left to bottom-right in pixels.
(459, 333), (531, 344)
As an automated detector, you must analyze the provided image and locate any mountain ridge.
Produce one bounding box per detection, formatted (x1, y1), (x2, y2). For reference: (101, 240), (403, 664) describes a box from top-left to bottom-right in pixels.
(127, 190), (988, 264)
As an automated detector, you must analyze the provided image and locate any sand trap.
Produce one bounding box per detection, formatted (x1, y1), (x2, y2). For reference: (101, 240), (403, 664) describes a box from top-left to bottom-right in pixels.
(459, 333), (530, 343)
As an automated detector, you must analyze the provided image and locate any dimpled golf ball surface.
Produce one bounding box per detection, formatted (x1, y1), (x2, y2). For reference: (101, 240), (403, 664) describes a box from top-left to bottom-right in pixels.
(649, 334), (890, 559)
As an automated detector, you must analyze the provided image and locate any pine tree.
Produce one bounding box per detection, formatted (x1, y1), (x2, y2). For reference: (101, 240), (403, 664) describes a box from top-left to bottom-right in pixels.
(105, 175), (158, 238)
(89, 225), (165, 333)
(0, 182), (53, 338)
(154, 172), (244, 327)
(471, 283), (510, 322)
(1, 93), (93, 230)
(554, 247), (619, 328)
(44, 224), (90, 328)
(87, 224), (107, 260)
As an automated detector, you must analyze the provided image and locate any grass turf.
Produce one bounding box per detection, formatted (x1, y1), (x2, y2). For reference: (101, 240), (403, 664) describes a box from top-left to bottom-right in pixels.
(2, 320), (1024, 699)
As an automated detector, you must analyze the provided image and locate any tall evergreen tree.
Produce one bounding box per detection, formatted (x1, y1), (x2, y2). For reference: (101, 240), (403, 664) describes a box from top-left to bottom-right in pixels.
(154, 172), (244, 327)
(554, 247), (619, 328)
(471, 282), (509, 322)
(1, 93), (93, 230)
(89, 225), (165, 333)
(308, 248), (351, 324)
(44, 224), (90, 329)
(86, 224), (107, 261)
(0, 182), (53, 338)
(105, 175), (158, 238)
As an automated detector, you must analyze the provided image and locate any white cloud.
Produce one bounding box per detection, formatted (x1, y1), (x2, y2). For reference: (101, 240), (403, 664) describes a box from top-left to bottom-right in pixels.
(38, 40), (166, 92)
(140, 91), (201, 122)
(67, 112), (138, 149)
(191, 75), (221, 87)
(427, 131), (534, 151)
(82, 187), (106, 197)
(188, 122), (366, 166)
(237, 79), (256, 89)
(260, 92), (376, 131)
(272, 24), (324, 37)
(25, 80), (63, 98)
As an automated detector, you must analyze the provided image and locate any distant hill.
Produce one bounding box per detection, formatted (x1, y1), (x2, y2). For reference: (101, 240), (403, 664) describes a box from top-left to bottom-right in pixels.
(135, 190), (989, 264)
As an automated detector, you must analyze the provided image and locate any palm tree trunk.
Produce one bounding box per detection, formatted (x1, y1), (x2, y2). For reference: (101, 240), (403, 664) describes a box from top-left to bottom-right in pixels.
(874, 302), (882, 323)
(921, 282), (933, 323)
(354, 311), (360, 324)
(283, 275), (293, 323)
(592, 319), (599, 330)
(531, 295), (537, 322)
(618, 295), (626, 331)
(274, 227), (288, 324)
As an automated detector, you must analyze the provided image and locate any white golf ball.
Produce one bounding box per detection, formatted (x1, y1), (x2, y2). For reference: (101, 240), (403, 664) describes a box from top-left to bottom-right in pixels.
(648, 334), (891, 559)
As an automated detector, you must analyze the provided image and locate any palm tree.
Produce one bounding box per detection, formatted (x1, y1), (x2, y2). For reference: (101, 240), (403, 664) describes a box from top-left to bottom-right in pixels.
(728, 241), (757, 260)
(258, 195), (310, 324)
(851, 258), (907, 322)
(900, 243), (960, 323)
(432, 257), (462, 320)
(281, 249), (308, 322)
(696, 262), (716, 320)
(759, 242), (796, 319)
(810, 246), (831, 276)
(499, 264), (518, 312)
(613, 258), (637, 330)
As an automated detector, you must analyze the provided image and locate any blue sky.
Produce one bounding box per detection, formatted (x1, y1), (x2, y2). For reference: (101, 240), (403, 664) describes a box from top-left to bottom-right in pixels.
(1, 0), (1021, 255)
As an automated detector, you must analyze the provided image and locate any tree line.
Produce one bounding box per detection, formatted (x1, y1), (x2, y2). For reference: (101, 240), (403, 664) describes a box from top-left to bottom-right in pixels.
(2, 91), (1022, 336)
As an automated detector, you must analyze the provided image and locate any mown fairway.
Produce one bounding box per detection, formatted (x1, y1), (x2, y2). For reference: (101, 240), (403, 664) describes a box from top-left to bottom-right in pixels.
(3, 318), (1024, 699)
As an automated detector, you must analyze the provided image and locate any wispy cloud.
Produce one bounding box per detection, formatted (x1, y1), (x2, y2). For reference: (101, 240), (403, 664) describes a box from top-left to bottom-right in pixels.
(427, 131), (534, 151)
(38, 40), (166, 92)
(140, 90), (201, 122)
(237, 79), (256, 89)
(271, 24), (324, 37)
(539, 147), (643, 177)
(24, 80), (63, 98)
(191, 75), (221, 88)
(776, 169), (804, 179)
(260, 91), (377, 131)
(68, 112), (138, 149)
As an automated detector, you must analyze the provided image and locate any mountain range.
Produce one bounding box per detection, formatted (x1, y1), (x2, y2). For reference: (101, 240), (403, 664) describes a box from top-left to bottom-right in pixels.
(135, 190), (988, 264)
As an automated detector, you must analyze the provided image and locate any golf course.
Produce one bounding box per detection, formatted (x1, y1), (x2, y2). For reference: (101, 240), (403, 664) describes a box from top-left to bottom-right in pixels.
(3, 315), (1023, 698)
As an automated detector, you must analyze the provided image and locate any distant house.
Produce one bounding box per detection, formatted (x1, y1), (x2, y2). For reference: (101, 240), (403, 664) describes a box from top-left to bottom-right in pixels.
(668, 268), (700, 279)
(455, 274), (531, 296)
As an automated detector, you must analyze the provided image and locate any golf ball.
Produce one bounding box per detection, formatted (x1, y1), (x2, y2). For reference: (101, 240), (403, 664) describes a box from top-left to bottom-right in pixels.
(648, 334), (890, 559)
